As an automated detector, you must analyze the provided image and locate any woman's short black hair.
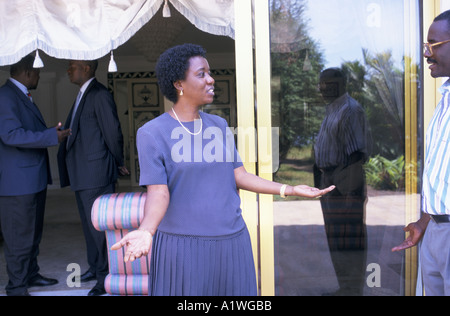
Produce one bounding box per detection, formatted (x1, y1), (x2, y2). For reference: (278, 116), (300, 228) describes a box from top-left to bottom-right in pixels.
(156, 43), (207, 103)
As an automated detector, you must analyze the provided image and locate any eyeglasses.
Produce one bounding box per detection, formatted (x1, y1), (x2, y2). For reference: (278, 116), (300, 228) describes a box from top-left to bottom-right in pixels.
(424, 39), (450, 55)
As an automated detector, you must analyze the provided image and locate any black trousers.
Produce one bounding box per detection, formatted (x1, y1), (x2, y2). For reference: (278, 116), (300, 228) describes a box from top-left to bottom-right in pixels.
(75, 183), (114, 286)
(315, 163), (368, 295)
(0, 189), (47, 296)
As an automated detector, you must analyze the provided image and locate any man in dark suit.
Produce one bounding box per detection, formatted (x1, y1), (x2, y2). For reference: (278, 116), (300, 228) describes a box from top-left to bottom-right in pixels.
(0, 54), (70, 296)
(57, 60), (128, 296)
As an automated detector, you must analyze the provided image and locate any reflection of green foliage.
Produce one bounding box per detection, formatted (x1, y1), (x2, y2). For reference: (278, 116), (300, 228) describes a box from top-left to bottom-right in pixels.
(363, 49), (404, 130)
(270, 0), (325, 159)
(273, 163), (315, 201)
(275, 164), (314, 187)
(341, 51), (407, 160)
(270, 0), (408, 191)
(361, 50), (405, 159)
(364, 155), (405, 191)
(273, 146), (315, 200)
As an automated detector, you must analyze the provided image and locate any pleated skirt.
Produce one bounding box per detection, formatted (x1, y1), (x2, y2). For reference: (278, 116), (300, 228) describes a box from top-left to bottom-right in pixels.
(149, 227), (257, 296)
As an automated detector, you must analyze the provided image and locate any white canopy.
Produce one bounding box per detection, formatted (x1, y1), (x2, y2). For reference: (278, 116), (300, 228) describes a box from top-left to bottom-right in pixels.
(0, 0), (235, 66)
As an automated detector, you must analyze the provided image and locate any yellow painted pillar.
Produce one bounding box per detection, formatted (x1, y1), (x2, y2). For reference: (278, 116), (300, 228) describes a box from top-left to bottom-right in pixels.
(234, 0), (259, 292)
(254, 0), (275, 296)
(403, 0), (420, 297)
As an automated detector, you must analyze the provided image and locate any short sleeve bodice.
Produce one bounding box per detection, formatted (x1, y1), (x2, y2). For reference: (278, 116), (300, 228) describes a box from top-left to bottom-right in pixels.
(136, 112), (246, 236)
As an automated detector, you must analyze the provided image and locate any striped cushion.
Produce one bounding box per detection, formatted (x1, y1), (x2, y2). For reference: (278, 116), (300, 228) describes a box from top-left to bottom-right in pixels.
(91, 192), (150, 296)
(91, 192), (147, 231)
(105, 274), (149, 296)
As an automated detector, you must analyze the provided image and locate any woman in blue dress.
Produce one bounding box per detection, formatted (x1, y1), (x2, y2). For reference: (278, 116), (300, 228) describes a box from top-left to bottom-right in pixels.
(111, 44), (334, 296)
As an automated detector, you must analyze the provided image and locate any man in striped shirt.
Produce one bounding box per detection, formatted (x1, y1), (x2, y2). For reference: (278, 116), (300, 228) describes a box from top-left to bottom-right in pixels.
(314, 68), (371, 295)
(393, 10), (450, 296)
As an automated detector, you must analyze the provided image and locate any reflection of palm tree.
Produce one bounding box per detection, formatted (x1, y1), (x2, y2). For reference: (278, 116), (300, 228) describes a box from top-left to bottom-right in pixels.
(363, 49), (404, 144)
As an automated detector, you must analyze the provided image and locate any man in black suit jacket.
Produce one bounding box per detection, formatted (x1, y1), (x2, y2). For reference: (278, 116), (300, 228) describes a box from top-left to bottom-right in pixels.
(57, 60), (129, 296)
(0, 55), (70, 296)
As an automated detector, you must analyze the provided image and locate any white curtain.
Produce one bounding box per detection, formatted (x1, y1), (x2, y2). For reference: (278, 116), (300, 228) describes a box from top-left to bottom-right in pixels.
(170, 0), (234, 38)
(0, 0), (235, 66)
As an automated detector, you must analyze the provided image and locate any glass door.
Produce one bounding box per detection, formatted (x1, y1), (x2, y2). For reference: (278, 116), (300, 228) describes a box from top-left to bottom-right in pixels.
(267, 0), (422, 296)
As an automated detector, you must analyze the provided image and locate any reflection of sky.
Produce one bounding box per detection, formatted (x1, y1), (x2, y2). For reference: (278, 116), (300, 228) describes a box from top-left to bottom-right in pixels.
(306, 0), (411, 69)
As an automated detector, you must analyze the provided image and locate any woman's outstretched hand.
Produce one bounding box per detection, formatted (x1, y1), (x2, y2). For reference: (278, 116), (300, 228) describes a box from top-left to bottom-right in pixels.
(291, 185), (336, 198)
(111, 229), (153, 262)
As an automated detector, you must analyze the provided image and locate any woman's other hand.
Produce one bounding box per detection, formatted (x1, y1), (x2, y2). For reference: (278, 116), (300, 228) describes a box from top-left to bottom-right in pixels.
(111, 229), (153, 262)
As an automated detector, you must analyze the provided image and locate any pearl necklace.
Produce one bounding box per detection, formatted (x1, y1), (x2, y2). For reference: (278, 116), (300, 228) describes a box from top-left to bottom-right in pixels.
(171, 108), (203, 136)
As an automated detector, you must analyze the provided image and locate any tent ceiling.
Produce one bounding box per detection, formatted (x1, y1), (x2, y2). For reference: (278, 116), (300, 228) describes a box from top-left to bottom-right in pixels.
(0, 0), (235, 67)
(126, 4), (235, 62)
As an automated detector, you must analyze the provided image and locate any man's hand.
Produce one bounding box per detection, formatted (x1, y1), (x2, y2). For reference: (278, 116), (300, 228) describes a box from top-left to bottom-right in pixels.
(392, 215), (431, 252)
(55, 122), (71, 143)
(118, 166), (130, 176)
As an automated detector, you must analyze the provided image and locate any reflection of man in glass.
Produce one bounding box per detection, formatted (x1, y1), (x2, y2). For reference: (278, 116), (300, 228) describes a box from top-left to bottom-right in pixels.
(314, 68), (371, 295)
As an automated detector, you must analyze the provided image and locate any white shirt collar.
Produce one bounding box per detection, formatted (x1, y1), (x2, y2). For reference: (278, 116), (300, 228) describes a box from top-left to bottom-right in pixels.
(440, 79), (450, 94)
(79, 77), (95, 97)
(9, 78), (29, 96)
